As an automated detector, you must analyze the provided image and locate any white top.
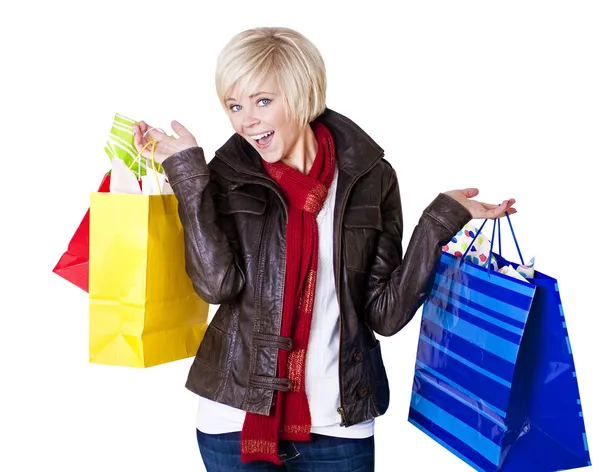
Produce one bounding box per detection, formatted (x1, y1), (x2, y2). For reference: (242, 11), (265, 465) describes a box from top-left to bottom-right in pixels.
(195, 169), (374, 438)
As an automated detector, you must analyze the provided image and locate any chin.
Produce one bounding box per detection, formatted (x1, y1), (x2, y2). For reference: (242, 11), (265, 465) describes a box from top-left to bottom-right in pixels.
(251, 143), (283, 164)
(259, 153), (283, 164)
(239, 132), (284, 164)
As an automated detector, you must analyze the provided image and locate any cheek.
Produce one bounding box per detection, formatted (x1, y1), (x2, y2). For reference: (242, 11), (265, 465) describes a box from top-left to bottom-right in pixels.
(275, 133), (286, 151)
(227, 113), (242, 133)
(230, 120), (242, 135)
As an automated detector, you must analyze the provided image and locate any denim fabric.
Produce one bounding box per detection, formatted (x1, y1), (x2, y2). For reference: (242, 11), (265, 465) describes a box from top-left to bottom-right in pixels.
(196, 430), (375, 471)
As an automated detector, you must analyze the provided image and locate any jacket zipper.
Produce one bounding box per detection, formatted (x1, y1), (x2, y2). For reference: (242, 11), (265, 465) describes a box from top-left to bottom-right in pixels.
(337, 407), (347, 426)
(218, 152), (384, 423)
(336, 156), (383, 426)
(214, 154), (288, 220)
(262, 184), (287, 409)
(221, 167), (289, 410)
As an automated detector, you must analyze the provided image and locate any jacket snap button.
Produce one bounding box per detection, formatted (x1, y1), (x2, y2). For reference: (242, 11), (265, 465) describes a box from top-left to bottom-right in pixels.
(358, 386), (369, 398)
(353, 351), (363, 363)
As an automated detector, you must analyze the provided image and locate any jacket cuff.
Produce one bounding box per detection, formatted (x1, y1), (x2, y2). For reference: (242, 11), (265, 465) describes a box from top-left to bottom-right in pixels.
(162, 146), (209, 186)
(423, 193), (473, 237)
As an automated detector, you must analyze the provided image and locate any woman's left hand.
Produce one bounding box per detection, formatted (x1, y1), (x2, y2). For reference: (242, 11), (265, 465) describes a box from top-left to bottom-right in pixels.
(444, 188), (516, 220)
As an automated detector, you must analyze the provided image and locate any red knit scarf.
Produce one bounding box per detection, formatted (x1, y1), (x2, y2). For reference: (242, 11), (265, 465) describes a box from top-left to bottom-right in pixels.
(240, 122), (336, 464)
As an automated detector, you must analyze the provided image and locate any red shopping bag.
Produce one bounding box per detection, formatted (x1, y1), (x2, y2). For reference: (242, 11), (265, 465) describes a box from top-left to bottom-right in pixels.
(53, 174), (111, 292)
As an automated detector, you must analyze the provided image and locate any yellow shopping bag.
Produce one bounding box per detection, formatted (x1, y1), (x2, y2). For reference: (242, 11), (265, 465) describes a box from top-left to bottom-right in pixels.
(88, 191), (208, 368)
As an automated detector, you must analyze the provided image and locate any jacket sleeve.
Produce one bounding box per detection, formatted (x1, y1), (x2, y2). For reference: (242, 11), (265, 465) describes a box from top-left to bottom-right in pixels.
(364, 166), (472, 336)
(162, 147), (245, 304)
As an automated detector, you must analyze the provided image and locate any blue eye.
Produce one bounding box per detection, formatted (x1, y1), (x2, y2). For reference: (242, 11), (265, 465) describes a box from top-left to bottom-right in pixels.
(257, 98), (271, 107)
(229, 104), (242, 112)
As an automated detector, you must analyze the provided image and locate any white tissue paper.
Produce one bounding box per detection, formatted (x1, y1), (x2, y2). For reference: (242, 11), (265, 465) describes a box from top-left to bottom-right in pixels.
(444, 223), (535, 281)
(110, 157), (173, 195)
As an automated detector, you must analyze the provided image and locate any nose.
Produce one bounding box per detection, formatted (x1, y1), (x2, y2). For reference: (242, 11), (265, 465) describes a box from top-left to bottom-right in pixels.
(241, 110), (260, 131)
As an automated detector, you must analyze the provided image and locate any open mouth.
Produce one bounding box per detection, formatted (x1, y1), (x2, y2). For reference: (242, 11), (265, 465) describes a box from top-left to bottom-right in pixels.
(250, 130), (274, 149)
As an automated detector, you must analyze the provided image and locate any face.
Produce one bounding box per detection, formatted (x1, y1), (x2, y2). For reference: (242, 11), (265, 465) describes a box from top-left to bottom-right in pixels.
(225, 74), (303, 164)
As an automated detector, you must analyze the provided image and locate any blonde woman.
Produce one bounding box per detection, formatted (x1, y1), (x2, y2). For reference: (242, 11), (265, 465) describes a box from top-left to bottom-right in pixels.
(133, 27), (515, 471)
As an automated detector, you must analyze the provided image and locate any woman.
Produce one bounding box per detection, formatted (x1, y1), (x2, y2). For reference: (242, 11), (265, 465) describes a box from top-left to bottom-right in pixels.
(133, 27), (516, 472)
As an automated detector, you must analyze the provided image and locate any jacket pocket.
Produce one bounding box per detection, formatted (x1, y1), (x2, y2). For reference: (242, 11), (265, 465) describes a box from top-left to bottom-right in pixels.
(215, 190), (267, 257)
(343, 206), (383, 272)
(367, 340), (390, 415)
(196, 323), (232, 373)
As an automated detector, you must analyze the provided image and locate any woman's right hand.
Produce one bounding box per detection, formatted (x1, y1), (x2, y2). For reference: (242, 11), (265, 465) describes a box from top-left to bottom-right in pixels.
(132, 120), (199, 165)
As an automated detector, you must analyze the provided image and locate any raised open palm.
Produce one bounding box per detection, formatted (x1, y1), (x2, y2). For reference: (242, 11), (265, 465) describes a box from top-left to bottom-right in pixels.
(132, 120), (198, 165)
(444, 188), (516, 220)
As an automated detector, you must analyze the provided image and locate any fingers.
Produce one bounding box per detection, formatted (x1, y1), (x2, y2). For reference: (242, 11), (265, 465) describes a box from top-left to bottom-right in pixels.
(500, 198), (516, 214)
(489, 208), (517, 219)
(132, 119), (195, 159)
(487, 199), (517, 219)
(133, 119), (190, 142)
(132, 124), (144, 152)
(171, 120), (191, 138)
(461, 188), (480, 199)
(145, 127), (167, 142)
(132, 121), (167, 157)
(139, 121), (149, 135)
(494, 200), (510, 218)
(137, 121), (152, 139)
(480, 198), (516, 211)
(133, 121), (153, 151)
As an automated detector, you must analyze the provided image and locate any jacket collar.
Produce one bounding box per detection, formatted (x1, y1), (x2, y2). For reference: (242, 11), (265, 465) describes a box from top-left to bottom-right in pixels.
(211, 108), (384, 180)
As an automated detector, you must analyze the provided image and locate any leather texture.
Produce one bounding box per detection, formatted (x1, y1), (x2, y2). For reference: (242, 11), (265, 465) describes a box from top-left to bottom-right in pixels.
(162, 108), (473, 427)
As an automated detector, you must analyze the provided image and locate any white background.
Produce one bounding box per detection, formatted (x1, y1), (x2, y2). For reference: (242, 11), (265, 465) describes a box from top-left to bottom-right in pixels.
(2, 1), (598, 471)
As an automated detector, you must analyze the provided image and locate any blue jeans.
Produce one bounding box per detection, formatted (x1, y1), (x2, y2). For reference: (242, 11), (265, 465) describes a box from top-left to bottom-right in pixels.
(196, 430), (375, 471)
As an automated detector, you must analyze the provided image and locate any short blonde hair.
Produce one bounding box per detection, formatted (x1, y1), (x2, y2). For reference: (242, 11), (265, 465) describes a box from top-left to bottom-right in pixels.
(216, 27), (327, 126)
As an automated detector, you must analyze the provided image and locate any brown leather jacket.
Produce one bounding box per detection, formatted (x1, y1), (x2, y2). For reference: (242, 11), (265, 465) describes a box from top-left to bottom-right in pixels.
(162, 108), (472, 427)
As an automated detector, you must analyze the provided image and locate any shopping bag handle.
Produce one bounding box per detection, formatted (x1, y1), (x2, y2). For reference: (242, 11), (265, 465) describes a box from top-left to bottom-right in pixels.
(459, 211), (525, 274)
(129, 140), (163, 196)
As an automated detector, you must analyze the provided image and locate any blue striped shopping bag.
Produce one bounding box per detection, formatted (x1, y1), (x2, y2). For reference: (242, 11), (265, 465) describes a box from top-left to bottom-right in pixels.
(409, 215), (591, 471)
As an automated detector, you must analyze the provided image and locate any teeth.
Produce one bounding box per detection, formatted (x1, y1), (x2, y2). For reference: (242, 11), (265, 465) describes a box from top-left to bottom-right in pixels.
(251, 131), (273, 140)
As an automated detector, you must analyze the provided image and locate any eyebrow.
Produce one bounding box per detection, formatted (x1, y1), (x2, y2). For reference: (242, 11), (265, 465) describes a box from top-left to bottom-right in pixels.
(250, 91), (274, 98)
(225, 91), (275, 102)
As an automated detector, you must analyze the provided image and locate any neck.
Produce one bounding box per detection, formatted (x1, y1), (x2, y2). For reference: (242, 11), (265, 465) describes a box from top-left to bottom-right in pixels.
(281, 124), (318, 175)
